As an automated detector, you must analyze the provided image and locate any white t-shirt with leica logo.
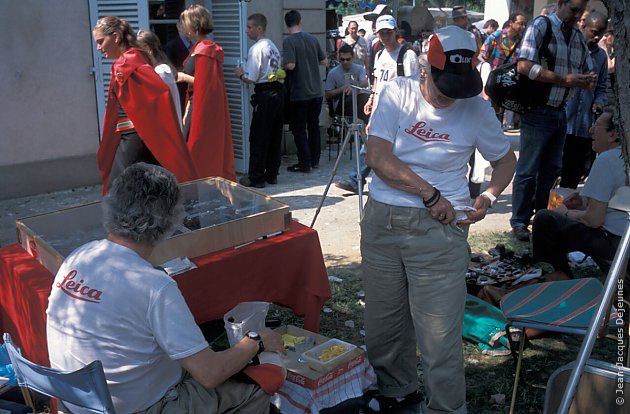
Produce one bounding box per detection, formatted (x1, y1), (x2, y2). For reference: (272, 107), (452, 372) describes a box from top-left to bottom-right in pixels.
(46, 239), (208, 414)
(368, 76), (510, 209)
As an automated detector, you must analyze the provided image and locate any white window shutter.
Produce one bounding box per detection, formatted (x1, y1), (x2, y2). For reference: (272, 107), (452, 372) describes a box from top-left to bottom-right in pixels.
(211, 0), (248, 172)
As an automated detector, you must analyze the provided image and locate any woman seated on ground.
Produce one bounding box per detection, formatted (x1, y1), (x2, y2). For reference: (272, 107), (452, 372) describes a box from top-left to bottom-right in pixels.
(532, 109), (625, 277)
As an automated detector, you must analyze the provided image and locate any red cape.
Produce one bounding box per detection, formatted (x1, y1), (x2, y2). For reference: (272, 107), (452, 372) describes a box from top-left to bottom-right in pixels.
(97, 48), (198, 194)
(185, 41), (236, 181)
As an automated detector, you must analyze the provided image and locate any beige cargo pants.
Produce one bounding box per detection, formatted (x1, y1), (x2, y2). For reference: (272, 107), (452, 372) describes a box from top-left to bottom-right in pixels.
(361, 198), (469, 414)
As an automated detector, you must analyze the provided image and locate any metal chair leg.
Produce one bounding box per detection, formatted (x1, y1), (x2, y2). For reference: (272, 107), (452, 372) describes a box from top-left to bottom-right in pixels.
(20, 387), (36, 413)
(506, 324), (518, 362)
(509, 330), (527, 414)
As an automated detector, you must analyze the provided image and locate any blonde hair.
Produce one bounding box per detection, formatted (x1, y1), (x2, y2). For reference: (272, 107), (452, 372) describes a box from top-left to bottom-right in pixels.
(93, 16), (139, 51)
(180, 4), (214, 36)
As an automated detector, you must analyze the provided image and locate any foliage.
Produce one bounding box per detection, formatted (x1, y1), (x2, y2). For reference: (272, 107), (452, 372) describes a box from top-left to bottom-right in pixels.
(417, 0), (484, 12)
(327, 0), (484, 16)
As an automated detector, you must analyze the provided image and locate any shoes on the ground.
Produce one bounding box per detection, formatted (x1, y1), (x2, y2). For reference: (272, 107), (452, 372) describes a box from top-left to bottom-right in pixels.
(266, 176), (278, 185)
(365, 390), (424, 413)
(238, 176), (265, 189)
(511, 226), (531, 242)
(335, 180), (359, 194)
(287, 163), (311, 173)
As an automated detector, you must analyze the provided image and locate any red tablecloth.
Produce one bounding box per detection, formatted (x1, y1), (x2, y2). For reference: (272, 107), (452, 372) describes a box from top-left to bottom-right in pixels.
(0, 221), (331, 367)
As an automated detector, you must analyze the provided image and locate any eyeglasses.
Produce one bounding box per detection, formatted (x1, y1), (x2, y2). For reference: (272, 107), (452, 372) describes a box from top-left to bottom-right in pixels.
(339, 58), (352, 62)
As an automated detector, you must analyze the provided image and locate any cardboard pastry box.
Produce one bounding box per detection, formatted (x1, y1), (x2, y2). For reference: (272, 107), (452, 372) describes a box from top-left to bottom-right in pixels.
(276, 325), (366, 390)
(16, 177), (291, 274)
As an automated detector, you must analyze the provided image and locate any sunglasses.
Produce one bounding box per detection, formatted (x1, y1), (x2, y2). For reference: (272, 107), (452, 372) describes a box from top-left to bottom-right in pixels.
(339, 57), (352, 62)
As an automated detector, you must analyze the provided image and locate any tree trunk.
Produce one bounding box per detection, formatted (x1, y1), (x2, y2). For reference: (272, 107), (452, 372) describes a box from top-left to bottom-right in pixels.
(607, 0), (630, 182)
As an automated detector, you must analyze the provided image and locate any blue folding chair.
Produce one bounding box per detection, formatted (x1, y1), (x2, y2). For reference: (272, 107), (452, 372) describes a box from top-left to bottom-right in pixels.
(2, 333), (115, 414)
(501, 186), (630, 414)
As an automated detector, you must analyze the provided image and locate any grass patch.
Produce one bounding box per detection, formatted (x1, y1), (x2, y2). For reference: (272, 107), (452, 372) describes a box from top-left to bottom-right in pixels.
(467, 230), (531, 257)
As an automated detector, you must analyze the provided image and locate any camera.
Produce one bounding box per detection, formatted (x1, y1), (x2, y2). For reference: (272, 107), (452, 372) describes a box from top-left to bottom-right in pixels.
(327, 116), (344, 138)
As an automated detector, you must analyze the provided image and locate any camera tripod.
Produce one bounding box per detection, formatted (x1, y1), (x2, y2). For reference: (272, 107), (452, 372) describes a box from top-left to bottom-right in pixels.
(310, 79), (370, 228)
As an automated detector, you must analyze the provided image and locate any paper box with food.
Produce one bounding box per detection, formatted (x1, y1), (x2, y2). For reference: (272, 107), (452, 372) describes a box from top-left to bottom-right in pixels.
(276, 325), (366, 390)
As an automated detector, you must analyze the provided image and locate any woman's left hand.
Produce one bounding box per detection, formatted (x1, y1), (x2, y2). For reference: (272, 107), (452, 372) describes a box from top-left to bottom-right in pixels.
(428, 196), (456, 224)
(457, 195), (491, 225)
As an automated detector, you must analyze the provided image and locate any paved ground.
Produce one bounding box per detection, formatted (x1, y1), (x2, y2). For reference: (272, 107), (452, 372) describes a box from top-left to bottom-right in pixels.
(0, 132), (519, 267)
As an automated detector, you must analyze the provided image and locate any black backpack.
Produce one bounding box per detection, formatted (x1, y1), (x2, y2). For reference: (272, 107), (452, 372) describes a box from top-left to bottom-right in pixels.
(485, 16), (555, 114)
(368, 41), (411, 84)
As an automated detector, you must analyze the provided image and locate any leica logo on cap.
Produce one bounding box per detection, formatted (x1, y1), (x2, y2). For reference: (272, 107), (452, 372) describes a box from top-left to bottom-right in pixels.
(449, 54), (472, 64)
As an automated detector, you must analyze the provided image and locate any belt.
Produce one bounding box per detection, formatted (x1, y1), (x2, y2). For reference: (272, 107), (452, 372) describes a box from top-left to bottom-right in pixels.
(115, 117), (135, 132)
(254, 81), (283, 93)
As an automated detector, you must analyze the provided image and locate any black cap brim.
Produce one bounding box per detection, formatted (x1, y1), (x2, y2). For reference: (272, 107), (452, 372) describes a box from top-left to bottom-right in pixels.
(431, 66), (482, 99)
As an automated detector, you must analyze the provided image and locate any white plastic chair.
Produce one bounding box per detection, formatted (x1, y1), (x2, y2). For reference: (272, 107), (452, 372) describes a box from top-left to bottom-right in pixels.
(2, 333), (115, 414)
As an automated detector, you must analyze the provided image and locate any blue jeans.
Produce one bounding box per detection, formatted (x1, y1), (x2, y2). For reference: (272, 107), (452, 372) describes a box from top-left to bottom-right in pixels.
(510, 105), (566, 228)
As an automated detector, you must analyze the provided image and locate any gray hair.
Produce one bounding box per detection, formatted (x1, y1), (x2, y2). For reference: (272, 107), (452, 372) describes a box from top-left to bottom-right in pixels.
(103, 163), (184, 244)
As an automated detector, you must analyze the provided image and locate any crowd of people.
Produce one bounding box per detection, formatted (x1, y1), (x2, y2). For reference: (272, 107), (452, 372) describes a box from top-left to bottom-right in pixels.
(42, 1), (623, 413)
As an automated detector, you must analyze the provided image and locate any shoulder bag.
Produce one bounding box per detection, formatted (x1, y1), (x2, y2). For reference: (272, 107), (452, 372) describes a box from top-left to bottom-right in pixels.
(485, 16), (553, 114)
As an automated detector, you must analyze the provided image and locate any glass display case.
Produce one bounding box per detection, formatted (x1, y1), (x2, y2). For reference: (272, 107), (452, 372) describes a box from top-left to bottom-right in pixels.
(16, 178), (291, 274)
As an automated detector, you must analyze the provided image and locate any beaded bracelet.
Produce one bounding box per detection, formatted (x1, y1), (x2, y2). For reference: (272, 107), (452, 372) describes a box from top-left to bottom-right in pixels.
(423, 187), (441, 208)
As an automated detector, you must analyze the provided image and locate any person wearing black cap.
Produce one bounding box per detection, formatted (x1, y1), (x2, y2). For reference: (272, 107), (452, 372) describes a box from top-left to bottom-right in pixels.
(360, 26), (516, 413)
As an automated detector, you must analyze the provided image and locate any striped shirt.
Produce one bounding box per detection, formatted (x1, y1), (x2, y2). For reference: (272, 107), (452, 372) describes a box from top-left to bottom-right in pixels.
(517, 13), (593, 108)
(480, 29), (518, 69)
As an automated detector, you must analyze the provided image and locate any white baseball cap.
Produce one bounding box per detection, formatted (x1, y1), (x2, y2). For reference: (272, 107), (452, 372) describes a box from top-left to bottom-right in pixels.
(375, 15), (396, 32)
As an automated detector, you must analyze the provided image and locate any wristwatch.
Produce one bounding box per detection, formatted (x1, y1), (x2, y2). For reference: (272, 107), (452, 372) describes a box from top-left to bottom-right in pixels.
(246, 331), (265, 355)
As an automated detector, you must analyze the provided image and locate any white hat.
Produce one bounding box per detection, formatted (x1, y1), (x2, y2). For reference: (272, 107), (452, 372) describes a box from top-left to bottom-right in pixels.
(375, 15), (396, 32)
